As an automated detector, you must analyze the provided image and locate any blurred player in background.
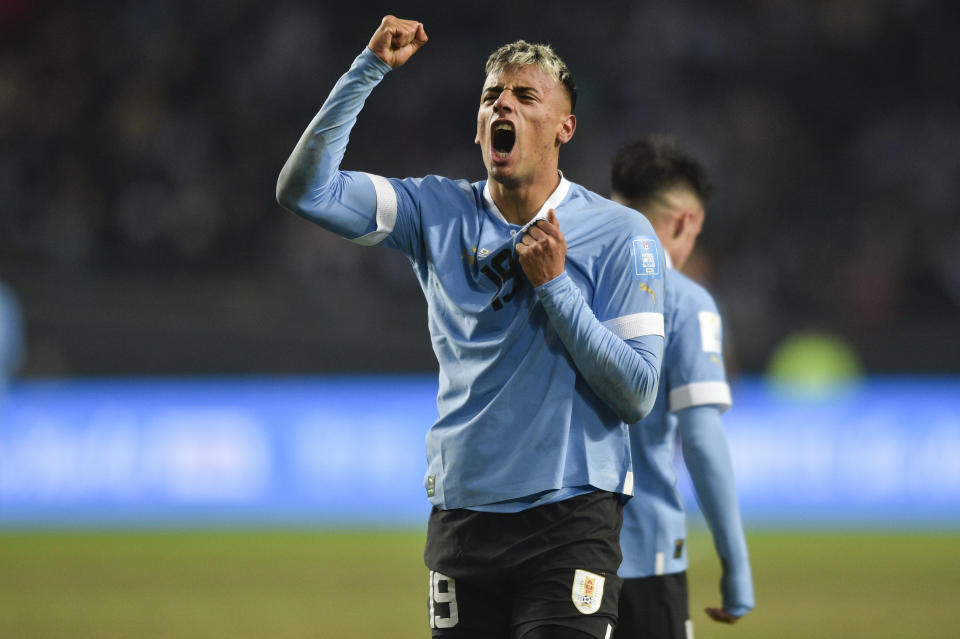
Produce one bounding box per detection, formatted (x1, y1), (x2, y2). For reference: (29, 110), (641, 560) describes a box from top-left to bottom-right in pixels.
(277, 15), (667, 639)
(0, 278), (25, 405)
(609, 137), (755, 638)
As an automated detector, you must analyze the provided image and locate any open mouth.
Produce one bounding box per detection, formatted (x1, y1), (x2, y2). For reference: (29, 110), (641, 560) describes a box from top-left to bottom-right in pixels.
(492, 122), (515, 158)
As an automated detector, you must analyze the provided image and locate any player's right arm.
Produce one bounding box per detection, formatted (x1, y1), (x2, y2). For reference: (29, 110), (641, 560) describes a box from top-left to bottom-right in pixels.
(275, 17), (427, 239)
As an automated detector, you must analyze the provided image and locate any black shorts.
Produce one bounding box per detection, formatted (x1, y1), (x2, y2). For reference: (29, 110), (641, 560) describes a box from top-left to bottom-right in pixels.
(614, 572), (690, 639)
(424, 491), (624, 639)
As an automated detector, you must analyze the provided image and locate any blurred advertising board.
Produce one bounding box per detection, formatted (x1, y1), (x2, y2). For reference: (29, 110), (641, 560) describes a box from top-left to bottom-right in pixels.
(1, 376), (958, 527)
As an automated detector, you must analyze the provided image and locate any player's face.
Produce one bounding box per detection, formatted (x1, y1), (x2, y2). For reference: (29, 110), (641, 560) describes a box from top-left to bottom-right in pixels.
(475, 64), (575, 189)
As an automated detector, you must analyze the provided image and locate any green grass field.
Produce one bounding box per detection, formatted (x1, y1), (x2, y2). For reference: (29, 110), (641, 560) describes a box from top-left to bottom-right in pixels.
(1, 528), (957, 638)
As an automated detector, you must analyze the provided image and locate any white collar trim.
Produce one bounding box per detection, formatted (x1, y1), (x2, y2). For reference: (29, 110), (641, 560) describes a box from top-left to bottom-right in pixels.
(483, 172), (571, 226)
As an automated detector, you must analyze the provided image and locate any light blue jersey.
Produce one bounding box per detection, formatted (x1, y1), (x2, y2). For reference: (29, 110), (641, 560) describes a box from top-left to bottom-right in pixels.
(277, 49), (666, 511)
(619, 266), (754, 615)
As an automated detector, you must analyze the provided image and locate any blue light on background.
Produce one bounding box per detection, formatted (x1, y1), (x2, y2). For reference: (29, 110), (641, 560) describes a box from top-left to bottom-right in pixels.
(1, 375), (958, 528)
(0, 376), (438, 527)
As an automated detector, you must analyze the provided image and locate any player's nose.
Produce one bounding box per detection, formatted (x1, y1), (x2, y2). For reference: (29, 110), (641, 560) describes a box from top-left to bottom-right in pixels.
(492, 90), (515, 114)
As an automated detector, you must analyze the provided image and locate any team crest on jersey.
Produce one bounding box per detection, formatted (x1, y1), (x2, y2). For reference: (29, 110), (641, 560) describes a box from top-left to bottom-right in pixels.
(571, 569), (605, 615)
(631, 236), (661, 279)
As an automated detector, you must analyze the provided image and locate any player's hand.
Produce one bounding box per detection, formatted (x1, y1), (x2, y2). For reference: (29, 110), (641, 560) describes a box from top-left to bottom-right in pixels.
(516, 209), (566, 287)
(705, 607), (741, 624)
(368, 15), (428, 68)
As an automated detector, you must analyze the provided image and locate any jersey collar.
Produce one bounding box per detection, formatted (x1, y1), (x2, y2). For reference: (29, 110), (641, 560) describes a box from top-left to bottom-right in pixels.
(483, 171), (571, 227)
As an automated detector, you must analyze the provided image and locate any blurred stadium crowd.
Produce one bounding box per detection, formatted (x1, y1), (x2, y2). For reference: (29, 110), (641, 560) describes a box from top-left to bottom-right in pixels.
(1, 0), (957, 376)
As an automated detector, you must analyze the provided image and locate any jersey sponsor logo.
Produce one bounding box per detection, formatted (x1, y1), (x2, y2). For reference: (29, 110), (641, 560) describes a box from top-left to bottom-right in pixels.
(698, 311), (722, 353)
(571, 568), (605, 614)
(632, 236), (661, 278)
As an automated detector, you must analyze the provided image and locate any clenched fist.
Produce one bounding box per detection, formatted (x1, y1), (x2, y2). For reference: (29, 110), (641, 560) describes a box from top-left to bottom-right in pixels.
(516, 209), (566, 287)
(368, 15), (428, 68)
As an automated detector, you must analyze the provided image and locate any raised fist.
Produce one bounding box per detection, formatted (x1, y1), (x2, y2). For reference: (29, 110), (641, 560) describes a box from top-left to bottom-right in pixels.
(368, 15), (428, 68)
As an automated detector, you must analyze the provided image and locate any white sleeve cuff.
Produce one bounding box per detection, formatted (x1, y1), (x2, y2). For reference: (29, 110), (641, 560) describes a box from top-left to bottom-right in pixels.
(669, 381), (732, 413)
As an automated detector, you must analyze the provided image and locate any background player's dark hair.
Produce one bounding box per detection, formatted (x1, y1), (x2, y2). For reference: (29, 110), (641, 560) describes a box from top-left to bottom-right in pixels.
(610, 135), (713, 207)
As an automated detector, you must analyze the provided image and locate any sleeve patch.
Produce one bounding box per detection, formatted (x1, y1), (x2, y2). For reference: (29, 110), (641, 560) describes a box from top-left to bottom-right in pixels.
(631, 236), (661, 278)
(698, 310), (722, 354)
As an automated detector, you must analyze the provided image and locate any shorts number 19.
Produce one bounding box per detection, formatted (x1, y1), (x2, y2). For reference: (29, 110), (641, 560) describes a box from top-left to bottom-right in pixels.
(428, 570), (459, 629)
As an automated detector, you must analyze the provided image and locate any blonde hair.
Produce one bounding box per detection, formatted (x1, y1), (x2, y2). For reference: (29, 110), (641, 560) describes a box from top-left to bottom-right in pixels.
(484, 40), (577, 111)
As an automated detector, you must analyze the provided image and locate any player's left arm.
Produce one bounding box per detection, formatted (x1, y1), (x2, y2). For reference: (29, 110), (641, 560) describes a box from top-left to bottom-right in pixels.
(667, 292), (754, 621)
(679, 404), (755, 621)
(518, 210), (663, 423)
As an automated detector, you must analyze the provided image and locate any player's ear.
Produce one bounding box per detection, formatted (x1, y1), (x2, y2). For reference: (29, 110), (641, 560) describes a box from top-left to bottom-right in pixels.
(556, 114), (576, 145)
(672, 212), (686, 240)
(691, 208), (705, 235)
(674, 209), (701, 240)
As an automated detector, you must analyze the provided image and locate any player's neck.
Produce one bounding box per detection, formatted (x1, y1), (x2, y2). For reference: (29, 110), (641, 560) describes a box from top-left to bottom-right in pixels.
(488, 172), (561, 226)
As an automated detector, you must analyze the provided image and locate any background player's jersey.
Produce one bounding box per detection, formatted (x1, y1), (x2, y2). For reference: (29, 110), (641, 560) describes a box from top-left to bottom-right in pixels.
(619, 267), (731, 578)
(367, 173), (664, 509)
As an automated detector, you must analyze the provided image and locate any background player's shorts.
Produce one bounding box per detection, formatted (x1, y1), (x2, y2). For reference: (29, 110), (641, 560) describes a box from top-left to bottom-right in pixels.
(614, 572), (690, 639)
(424, 490), (624, 639)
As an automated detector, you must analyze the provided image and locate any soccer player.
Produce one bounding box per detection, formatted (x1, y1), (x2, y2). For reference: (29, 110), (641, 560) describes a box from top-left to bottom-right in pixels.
(609, 136), (755, 638)
(277, 16), (666, 639)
